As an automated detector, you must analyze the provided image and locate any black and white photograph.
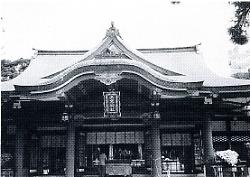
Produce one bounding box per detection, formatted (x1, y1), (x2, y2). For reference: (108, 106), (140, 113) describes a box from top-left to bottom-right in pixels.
(1, 1), (250, 177)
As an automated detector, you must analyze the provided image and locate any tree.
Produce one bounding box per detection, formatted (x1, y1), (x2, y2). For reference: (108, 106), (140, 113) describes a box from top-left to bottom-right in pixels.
(228, 2), (250, 45)
(1, 58), (30, 81)
(232, 71), (250, 80)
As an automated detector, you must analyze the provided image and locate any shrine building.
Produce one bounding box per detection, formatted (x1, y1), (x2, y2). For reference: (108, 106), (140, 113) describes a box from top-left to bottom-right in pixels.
(1, 23), (250, 177)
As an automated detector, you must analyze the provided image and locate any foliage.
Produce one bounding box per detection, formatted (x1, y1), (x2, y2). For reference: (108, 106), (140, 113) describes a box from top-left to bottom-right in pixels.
(232, 71), (250, 80)
(171, 1), (180, 5)
(216, 149), (239, 166)
(228, 2), (250, 45)
(1, 153), (13, 167)
(1, 58), (30, 81)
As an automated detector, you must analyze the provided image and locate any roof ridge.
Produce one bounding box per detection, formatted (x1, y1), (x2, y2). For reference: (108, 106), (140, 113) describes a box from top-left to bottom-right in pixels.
(137, 45), (198, 53)
(35, 49), (88, 55)
(34, 45), (199, 55)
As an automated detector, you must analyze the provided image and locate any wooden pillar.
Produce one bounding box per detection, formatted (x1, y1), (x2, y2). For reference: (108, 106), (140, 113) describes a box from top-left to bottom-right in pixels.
(226, 119), (232, 149)
(65, 120), (75, 177)
(202, 114), (214, 177)
(151, 120), (162, 177)
(15, 128), (25, 177)
(144, 130), (152, 167)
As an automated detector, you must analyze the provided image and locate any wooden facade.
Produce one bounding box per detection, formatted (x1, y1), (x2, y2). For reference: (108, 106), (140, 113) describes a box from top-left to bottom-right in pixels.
(1, 23), (250, 177)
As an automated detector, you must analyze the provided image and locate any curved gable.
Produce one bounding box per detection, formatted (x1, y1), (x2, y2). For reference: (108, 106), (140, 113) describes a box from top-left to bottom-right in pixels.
(2, 23), (249, 100)
(10, 24), (204, 98)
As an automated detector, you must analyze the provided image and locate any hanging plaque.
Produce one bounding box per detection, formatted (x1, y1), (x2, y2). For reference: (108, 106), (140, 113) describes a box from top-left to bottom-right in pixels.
(103, 91), (121, 118)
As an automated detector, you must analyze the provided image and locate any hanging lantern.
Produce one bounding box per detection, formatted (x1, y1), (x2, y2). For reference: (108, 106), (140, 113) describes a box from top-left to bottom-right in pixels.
(61, 112), (69, 122)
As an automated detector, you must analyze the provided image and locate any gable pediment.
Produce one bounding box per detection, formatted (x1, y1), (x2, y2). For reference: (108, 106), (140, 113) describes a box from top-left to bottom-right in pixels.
(77, 23), (182, 77)
(94, 43), (130, 59)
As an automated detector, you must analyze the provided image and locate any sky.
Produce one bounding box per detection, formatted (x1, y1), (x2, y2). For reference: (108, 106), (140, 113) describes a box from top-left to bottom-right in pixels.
(1, 0), (250, 77)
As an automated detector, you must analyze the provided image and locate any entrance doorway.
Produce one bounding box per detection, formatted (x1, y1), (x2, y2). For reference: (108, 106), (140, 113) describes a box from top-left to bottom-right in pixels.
(42, 148), (66, 175)
(161, 133), (194, 174)
(39, 134), (66, 175)
(77, 131), (145, 167)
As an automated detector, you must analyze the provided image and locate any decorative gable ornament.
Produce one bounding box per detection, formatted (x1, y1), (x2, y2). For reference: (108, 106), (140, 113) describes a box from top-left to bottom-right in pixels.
(94, 45), (129, 59)
(105, 21), (122, 39)
(95, 72), (122, 85)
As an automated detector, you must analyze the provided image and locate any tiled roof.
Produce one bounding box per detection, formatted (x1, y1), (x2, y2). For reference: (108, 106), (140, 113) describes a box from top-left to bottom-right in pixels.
(1, 25), (250, 93)
(141, 50), (250, 87)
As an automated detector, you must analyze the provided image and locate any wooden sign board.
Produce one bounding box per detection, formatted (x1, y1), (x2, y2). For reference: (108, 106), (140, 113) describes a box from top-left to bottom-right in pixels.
(103, 91), (121, 118)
